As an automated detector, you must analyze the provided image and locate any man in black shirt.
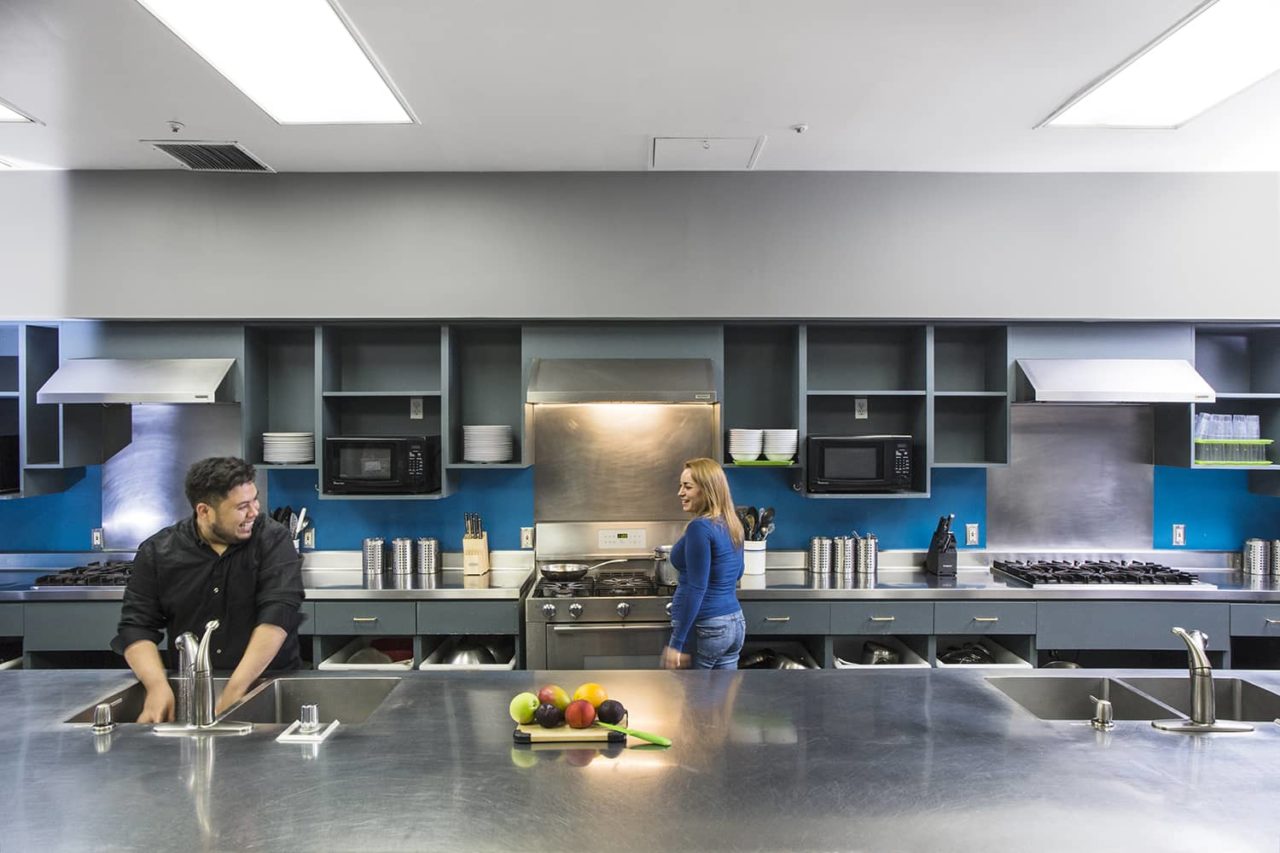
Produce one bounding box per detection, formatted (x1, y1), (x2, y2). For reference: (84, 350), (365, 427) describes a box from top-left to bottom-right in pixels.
(111, 457), (304, 723)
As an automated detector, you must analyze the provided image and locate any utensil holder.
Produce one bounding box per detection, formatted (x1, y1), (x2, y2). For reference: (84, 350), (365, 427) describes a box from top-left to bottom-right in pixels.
(854, 534), (878, 583)
(391, 537), (414, 575)
(743, 540), (767, 575)
(833, 536), (855, 576)
(463, 531), (490, 576)
(416, 537), (440, 575)
(808, 537), (832, 576)
(362, 538), (386, 576)
(1271, 540), (1280, 577)
(1243, 538), (1270, 575)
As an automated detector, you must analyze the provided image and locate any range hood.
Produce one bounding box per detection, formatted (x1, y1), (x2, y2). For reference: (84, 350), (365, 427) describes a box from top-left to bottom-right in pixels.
(37, 358), (236, 404)
(526, 358), (717, 404)
(1015, 359), (1215, 404)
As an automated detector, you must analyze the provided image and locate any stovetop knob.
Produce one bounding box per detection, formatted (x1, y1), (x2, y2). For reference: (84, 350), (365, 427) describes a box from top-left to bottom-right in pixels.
(541, 603), (557, 618)
(568, 602), (583, 618)
(616, 601), (631, 617)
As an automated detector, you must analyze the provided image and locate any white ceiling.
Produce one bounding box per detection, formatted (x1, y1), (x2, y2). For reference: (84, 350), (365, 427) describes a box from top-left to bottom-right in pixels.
(3, 0), (1280, 172)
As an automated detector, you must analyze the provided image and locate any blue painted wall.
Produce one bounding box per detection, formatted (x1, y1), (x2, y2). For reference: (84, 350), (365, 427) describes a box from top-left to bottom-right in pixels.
(0, 464), (1276, 553)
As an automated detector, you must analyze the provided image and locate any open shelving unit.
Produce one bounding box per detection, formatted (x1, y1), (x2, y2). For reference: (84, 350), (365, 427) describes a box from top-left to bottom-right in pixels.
(931, 325), (1009, 467)
(446, 324), (527, 469)
(722, 324), (800, 468)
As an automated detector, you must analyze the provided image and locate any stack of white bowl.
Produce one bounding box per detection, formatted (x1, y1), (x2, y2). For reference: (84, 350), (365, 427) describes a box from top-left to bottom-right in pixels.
(463, 425), (514, 463)
(263, 432), (314, 464)
(728, 429), (764, 462)
(763, 429), (798, 462)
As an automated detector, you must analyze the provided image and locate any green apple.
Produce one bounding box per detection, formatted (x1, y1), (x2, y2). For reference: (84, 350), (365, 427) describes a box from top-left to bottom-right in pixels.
(508, 691), (539, 725)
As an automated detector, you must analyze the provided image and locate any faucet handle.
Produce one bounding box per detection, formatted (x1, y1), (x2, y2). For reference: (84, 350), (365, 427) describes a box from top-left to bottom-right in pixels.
(1088, 695), (1114, 731)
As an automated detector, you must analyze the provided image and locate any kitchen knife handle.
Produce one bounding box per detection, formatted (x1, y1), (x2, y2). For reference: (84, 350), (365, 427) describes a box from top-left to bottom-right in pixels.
(763, 616), (791, 623)
(351, 616), (379, 624)
(869, 616), (896, 622)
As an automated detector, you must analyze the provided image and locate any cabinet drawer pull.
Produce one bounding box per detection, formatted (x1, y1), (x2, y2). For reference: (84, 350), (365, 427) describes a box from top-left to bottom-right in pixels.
(351, 616), (379, 624)
(1266, 619), (1280, 625)
(763, 616), (791, 623)
(973, 616), (1000, 623)
(869, 616), (896, 622)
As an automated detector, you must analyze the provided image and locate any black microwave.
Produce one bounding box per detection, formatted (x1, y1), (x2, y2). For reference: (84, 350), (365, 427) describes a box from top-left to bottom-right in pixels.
(806, 435), (913, 493)
(324, 435), (440, 495)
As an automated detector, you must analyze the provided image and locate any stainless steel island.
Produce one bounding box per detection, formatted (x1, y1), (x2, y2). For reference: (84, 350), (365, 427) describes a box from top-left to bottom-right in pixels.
(3, 668), (1280, 852)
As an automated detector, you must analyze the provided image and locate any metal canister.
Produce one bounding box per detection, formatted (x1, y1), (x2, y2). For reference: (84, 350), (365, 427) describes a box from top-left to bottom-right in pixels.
(391, 538), (414, 575)
(1271, 540), (1280, 577)
(362, 537), (386, 576)
(833, 536), (855, 576)
(854, 533), (878, 582)
(808, 537), (832, 575)
(416, 537), (441, 575)
(1243, 539), (1270, 575)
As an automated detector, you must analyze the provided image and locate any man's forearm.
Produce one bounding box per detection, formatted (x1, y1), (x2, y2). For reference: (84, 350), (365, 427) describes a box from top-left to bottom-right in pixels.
(223, 624), (288, 700)
(123, 640), (169, 688)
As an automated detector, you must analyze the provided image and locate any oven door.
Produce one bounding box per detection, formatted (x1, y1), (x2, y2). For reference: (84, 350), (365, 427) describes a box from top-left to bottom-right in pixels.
(545, 622), (670, 669)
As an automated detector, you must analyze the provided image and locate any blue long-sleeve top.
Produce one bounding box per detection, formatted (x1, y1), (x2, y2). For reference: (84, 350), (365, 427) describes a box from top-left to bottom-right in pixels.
(667, 517), (744, 652)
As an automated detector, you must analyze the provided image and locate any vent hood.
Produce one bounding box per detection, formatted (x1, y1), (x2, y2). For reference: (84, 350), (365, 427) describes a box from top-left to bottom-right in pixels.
(526, 358), (717, 404)
(37, 358), (236, 404)
(1015, 359), (1215, 404)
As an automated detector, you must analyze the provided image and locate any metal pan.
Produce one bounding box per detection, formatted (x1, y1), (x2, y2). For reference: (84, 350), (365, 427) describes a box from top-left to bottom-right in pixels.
(539, 558), (628, 581)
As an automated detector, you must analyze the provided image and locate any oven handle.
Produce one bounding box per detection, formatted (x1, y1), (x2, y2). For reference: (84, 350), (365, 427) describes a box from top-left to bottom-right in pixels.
(550, 622), (671, 634)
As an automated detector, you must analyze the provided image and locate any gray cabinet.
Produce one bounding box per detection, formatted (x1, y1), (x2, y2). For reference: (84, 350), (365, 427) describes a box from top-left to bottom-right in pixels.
(830, 602), (933, 635)
(446, 325), (527, 468)
(0, 603), (22, 636)
(934, 602), (1035, 635)
(1229, 604), (1280, 637)
(313, 601), (416, 635)
(1037, 602), (1229, 650)
(416, 601), (519, 634)
(932, 326), (1009, 468)
(24, 601), (122, 651)
(296, 602), (316, 636)
(742, 601), (829, 635)
(243, 325), (318, 470)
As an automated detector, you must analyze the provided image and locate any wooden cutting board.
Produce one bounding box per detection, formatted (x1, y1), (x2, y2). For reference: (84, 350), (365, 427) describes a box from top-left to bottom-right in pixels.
(513, 723), (626, 744)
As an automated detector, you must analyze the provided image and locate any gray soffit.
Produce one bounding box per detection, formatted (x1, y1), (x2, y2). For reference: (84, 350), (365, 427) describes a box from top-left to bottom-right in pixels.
(526, 358), (717, 404)
(1014, 359), (1215, 404)
(37, 358), (235, 404)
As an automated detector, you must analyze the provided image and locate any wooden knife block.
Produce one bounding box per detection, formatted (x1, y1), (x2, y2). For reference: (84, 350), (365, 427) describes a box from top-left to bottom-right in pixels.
(463, 532), (491, 576)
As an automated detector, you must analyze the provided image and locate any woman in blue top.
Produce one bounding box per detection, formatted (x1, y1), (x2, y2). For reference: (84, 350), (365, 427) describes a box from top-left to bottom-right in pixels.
(661, 457), (746, 669)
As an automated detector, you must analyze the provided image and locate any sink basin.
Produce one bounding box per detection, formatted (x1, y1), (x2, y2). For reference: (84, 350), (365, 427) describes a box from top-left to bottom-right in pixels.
(65, 678), (230, 724)
(986, 676), (1176, 721)
(227, 677), (401, 725)
(1123, 677), (1280, 723)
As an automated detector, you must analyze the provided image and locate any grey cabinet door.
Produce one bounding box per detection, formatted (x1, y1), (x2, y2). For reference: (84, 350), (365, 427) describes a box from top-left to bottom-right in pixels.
(830, 602), (933, 635)
(0, 603), (22, 637)
(1037, 602), (1230, 649)
(1229, 604), (1280, 637)
(314, 602), (416, 635)
(742, 602), (829, 635)
(416, 602), (519, 634)
(24, 601), (124, 651)
(296, 602), (316, 636)
(935, 602), (1036, 635)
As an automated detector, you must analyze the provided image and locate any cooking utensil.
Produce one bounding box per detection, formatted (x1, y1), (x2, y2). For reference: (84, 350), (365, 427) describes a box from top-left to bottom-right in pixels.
(539, 558), (629, 581)
(653, 545), (679, 586)
(742, 507), (758, 541)
(756, 507), (774, 541)
(447, 644), (496, 665)
(293, 507), (307, 537)
(594, 720), (672, 747)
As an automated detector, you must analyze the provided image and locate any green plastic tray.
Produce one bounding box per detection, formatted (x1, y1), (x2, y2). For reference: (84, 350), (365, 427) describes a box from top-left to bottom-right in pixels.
(730, 459), (795, 466)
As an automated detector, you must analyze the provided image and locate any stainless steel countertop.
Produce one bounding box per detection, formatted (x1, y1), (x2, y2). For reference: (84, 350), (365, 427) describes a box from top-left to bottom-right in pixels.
(4, 667), (1280, 852)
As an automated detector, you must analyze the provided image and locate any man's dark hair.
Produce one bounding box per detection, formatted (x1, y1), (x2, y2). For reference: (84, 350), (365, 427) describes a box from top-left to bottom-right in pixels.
(184, 457), (256, 509)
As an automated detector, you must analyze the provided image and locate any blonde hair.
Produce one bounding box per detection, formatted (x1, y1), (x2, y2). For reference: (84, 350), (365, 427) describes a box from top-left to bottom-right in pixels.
(682, 457), (744, 548)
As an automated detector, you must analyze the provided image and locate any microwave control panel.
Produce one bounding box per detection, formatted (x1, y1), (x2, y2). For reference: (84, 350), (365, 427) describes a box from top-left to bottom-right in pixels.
(408, 447), (425, 478)
(893, 446), (911, 478)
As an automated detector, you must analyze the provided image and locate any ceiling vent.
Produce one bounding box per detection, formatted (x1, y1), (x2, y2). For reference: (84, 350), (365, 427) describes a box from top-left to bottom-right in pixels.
(144, 140), (274, 173)
(650, 136), (766, 170)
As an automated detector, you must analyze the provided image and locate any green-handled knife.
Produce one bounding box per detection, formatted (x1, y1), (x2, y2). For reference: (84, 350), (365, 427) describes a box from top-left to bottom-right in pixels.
(594, 720), (672, 747)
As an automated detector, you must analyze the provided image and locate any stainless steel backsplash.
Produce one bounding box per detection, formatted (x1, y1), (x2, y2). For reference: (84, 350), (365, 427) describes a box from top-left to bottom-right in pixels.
(103, 404), (243, 549)
(987, 404), (1153, 550)
(532, 403), (718, 522)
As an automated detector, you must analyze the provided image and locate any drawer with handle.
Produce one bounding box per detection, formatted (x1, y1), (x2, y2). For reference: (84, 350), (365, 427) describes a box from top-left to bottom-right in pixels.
(830, 602), (933, 635)
(1230, 604), (1280, 637)
(314, 601), (416, 635)
(934, 602), (1036, 635)
(741, 602), (829, 635)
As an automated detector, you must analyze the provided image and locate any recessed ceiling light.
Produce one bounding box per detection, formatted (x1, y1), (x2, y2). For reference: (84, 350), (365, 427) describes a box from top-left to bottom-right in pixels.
(0, 100), (35, 123)
(1043, 0), (1280, 129)
(134, 0), (414, 124)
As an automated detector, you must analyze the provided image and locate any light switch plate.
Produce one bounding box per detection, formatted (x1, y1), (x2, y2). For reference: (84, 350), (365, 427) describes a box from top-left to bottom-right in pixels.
(965, 523), (979, 546)
(409, 397), (424, 419)
(520, 527), (534, 549)
(303, 527), (316, 549)
(1172, 524), (1186, 546)
(855, 397), (868, 419)
(91, 528), (104, 550)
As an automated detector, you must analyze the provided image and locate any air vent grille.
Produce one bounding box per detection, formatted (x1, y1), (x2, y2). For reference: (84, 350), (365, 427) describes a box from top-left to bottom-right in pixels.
(145, 140), (273, 173)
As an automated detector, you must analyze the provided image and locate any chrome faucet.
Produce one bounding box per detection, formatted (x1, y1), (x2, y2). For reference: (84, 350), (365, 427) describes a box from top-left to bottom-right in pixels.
(153, 619), (253, 736)
(173, 631), (199, 726)
(192, 620), (221, 728)
(1152, 626), (1253, 734)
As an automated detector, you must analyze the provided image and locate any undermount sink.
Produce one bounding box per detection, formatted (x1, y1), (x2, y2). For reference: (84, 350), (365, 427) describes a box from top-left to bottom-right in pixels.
(227, 677), (402, 725)
(65, 678), (231, 724)
(986, 676), (1176, 721)
(1122, 677), (1280, 723)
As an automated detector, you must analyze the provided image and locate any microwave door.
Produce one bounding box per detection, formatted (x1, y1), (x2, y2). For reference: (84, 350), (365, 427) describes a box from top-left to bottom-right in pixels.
(826, 446), (882, 481)
(339, 445), (394, 482)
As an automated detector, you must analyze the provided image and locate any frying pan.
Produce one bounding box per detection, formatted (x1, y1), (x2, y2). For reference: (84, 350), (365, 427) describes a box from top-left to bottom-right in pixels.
(539, 558), (629, 581)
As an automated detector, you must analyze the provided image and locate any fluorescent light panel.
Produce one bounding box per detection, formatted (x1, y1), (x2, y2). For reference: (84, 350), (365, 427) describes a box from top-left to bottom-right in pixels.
(134, 0), (412, 124)
(1046, 0), (1280, 128)
(0, 101), (33, 122)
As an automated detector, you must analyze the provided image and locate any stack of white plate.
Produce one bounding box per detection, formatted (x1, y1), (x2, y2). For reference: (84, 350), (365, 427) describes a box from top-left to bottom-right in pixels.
(729, 429), (764, 462)
(764, 429), (799, 462)
(463, 425), (513, 463)
(263, 432), (314, 464)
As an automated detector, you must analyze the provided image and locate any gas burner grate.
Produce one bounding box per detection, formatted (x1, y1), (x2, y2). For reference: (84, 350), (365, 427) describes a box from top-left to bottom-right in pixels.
(992, 559), (1200, 587)
(33, 561), (134, 587)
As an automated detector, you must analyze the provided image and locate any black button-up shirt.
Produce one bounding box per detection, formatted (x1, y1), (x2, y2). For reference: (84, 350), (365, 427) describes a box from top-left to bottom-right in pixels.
(111, 514), (305, 671)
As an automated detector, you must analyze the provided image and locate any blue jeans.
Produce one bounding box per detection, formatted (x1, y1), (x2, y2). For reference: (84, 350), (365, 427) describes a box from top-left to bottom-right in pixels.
(691, 611), (746, 670)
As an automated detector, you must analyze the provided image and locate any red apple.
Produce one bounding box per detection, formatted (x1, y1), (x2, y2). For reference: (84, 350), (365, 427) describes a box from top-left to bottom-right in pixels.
(564, 698), (596, 729)
(537, 684), (571, 711)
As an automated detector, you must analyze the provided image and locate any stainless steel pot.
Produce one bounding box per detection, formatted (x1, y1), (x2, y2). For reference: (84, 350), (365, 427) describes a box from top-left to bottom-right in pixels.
(539, 558), (628, 581)
(653, 545), (678, 586)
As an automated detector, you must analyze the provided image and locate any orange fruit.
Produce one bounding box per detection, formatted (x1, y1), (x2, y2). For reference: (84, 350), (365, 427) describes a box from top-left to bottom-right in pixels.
(572, 682), (608, 708)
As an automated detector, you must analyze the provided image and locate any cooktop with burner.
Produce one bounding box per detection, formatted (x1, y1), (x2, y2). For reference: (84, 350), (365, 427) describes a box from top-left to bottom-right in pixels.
(991, 560), (1209, 588)
(536, 571), (672, 599)
(32, 561), (134, 588)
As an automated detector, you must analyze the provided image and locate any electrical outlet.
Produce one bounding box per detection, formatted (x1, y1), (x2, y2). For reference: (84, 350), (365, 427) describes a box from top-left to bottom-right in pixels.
(409, 397), (424, 420)
(91, 528), (104, 550)
(1172, 524), (1186, 546)
(303, 527), (316, 549)
(855, 397), (868, 419)
(965, 523), (979, 546)
(520, 527), (534, 549)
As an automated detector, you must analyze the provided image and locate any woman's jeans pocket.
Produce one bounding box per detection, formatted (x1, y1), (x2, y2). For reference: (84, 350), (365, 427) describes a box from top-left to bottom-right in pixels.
(692, 611), (746, 669)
